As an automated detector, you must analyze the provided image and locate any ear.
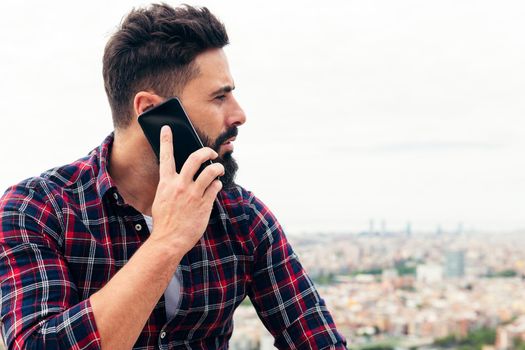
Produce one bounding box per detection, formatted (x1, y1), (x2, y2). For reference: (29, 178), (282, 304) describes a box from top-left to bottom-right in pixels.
(133, 91), (164, 118)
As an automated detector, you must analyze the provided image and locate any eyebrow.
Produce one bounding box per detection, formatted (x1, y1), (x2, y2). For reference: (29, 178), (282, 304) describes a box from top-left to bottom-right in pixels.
(209, 85), (235, 97)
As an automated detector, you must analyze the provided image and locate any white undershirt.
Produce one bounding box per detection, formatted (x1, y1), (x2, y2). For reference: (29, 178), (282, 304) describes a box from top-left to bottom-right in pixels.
(143, 214), (182, 320)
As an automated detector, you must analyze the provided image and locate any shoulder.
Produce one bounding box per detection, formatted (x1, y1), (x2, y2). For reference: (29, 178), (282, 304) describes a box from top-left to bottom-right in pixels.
(0, 151), (102, 248)
(217, 184), (272, 220)
(0, 151), (99, 214)
(37, 150), (100, 196)
(217, 184), (283, 245)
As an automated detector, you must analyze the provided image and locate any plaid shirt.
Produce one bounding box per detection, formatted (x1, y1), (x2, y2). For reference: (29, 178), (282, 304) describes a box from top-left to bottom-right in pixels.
(0, 133), (347, 349)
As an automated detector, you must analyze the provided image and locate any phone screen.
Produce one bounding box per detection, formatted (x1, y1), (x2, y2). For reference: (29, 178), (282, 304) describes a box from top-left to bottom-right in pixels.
(137, 97), (213, 177)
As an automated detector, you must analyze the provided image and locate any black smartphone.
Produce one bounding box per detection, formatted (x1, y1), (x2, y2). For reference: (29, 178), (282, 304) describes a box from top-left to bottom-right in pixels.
(138, 97), (212, 177)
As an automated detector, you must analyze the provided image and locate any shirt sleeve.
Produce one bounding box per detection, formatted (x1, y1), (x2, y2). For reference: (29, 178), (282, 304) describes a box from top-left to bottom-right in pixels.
(245, 193), (348, 349)
(0, 184), (101, 349)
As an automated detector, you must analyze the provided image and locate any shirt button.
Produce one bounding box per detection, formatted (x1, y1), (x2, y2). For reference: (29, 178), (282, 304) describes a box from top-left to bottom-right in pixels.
(135, 224), (142, 231)
(160, 331), (166, 339)
(113, 193), (119, 200)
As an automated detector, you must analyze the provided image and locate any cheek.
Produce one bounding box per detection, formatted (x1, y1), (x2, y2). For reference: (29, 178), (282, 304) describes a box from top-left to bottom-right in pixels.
(193, 111), (224, 138)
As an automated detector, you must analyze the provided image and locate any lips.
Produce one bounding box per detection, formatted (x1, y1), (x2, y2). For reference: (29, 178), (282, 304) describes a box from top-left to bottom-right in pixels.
(222, 136), (236, 145)
(221, 137), (236, 153)
(213, 127), (238, 154)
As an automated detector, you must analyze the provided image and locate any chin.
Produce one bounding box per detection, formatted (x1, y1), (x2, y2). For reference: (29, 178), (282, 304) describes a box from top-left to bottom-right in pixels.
(219, 150), (232, 159)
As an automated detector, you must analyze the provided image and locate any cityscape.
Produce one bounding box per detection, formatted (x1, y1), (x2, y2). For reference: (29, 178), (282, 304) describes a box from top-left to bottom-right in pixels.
(230, 227), (525, 350)
(1, 227), (523, 350)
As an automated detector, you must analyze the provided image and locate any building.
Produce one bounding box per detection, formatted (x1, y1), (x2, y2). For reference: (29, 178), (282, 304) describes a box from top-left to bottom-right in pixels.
(445, 250), (465, 278)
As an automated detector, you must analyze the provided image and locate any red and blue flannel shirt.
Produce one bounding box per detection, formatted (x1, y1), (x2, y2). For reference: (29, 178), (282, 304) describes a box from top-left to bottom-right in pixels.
(0, 133), (347, 349)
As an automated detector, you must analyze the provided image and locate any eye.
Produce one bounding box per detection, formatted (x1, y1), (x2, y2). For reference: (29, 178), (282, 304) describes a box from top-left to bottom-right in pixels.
(215, 95), (226, 101)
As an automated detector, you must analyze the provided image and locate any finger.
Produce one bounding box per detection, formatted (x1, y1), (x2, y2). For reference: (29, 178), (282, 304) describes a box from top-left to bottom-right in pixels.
(194, 163), (225, 193)
(203, 179), (223, 203)
(179, 147), (218, 180)
(159, 125), (176, 178)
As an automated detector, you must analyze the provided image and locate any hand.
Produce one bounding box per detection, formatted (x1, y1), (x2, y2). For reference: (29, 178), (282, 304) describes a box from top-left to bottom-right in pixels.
(150, 125), (224, 254)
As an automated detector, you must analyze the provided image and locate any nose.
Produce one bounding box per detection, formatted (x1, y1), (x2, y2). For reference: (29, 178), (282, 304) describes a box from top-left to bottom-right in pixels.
(227, 95), (246, 127)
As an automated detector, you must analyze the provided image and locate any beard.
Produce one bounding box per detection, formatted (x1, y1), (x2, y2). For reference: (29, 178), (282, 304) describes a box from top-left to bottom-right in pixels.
(194, 126), (239, 189)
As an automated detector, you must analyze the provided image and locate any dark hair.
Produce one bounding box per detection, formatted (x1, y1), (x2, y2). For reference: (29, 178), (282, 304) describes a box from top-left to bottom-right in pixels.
(103, 3), (229, 129)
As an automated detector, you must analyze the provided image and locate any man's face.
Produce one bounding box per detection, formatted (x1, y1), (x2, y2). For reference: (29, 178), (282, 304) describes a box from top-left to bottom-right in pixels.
(178, 48), (246, 187)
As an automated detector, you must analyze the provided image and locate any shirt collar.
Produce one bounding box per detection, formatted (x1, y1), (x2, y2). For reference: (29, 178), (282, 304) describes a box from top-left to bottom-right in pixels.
(94, 132), (118, 199)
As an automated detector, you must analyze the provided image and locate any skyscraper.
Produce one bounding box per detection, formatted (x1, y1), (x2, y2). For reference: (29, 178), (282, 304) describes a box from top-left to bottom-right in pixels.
(445, 250), (465, 278)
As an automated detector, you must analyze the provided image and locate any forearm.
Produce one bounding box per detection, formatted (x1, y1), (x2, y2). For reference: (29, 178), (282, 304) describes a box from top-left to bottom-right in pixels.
(246, 192), (348, 349)
(89, 236), (184, 350)
(89, 128), (223, 350)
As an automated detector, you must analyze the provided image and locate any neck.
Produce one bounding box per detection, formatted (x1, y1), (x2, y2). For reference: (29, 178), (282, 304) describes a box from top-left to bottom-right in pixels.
(108, 128), (159, 216)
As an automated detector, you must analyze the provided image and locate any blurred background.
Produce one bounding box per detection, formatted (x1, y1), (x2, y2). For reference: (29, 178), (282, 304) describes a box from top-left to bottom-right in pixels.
(0, 1), (524, 349)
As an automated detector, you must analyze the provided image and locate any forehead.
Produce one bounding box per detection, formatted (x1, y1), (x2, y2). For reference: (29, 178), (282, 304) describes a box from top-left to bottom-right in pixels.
(191, 48), (233, 89)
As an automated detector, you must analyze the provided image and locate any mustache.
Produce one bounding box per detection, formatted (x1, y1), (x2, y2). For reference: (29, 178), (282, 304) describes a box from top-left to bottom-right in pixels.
(212, 127), (238, 151)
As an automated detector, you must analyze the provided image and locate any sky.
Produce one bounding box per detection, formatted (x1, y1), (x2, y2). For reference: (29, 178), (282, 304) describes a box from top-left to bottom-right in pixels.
(0, 1), (523, 234)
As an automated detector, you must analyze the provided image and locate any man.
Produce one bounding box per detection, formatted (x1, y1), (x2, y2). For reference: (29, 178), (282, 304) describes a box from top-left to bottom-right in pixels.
(0, 4), (347, 349)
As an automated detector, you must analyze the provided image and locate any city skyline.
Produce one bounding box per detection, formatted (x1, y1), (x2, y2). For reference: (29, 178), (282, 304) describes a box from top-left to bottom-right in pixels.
(230, 229), (525, 349)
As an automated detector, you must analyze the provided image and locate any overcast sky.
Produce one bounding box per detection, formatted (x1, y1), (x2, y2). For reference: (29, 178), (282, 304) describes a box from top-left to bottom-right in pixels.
(0, 1), (523, 233)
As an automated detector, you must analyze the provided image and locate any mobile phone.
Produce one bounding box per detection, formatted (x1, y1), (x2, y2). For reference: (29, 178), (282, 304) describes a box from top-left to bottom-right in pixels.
(138, 97), (212, 177)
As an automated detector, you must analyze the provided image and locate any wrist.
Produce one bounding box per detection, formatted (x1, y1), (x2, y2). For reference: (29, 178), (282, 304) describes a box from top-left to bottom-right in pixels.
(143, 235), (186, 270)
